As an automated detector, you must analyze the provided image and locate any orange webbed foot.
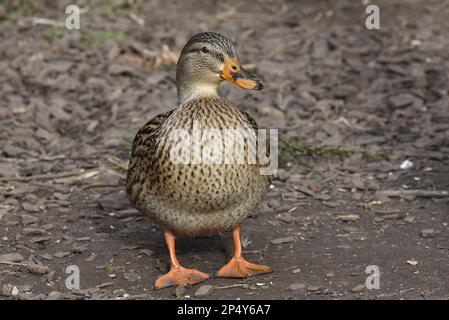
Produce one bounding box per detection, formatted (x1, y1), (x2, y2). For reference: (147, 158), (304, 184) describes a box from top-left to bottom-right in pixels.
(216, 257), (272, 278)
(155, 266), (209, 289)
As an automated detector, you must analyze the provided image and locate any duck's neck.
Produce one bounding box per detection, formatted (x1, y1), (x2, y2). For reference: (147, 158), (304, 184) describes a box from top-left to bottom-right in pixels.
(176, 58), (221, 105)
(177, 82), (219, 105)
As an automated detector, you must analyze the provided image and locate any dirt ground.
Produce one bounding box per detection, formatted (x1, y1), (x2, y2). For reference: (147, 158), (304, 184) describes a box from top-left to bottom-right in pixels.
(1, 0), (449, 300)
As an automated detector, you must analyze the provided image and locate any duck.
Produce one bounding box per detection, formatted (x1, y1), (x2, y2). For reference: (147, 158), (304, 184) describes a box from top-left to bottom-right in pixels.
(126, 32), (273, 289)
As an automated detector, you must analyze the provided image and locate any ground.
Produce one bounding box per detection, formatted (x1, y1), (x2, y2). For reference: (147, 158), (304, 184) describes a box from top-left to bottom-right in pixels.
(0, 0), (449, 300)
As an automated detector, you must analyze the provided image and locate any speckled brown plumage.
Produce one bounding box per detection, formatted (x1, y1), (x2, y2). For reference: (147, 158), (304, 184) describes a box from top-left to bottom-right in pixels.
(126, 96), (271, 236)
(126, 32), (273, 288)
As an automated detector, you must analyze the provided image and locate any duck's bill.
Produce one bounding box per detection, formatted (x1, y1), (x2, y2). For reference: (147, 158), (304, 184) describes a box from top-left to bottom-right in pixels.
(220, 57), (264, 90)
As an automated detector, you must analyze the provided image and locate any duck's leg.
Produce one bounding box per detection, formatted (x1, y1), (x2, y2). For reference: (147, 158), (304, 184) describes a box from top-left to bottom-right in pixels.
(155, 229), (209, 289)
(216, 225), (272, 278)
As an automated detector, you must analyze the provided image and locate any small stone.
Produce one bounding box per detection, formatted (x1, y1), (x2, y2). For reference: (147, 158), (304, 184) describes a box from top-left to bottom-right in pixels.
(16, 293), (33, 300)
(307, 286), (320, 292)
(275, 169), (289, 181)
(399, 159), (414, 170)
(22, 202), (40, 213)
(22, 227), (46, 236)
(326, 272), (335, 278)
(406, 259), (418, 266)
(16, 285), (31, 293)
(21, 214), (39, 225)
(124, 270), (140, 282)
(287, 283), (305, 291)
(323, 201), (339, 208)
(175, 285), (186, 298)
(27, 264), (50, 275)
(76, 237), (91, 242)
(11, 286), (19, 296)
(404, 216), (416, 223)
(96, 282), (114, 289)
(420, 229), (436, 238)
(342, 226), (359, 233)
(113, 289), (126, 296)
(41, 253), (54, 261)
(47, 291), (63, 300)
(258, 105), (285, 119)
(194, 285), (214, 297)
(336, 214), (360, 222)
(277, 213), (301, 223)
(2, 284), (12, 296)
(30, 236), (51, 243)
(0, 253), (24, 262)
(314, 194), (332, 201)
(383, 214), (400, 220)
(41, 224), (55, 231)
(351, 284), (366, 293)
(138, 249), (154, 257)
(120, 245), (142, 250)
(71, 244), (87, 254)
(388, 93), (416, 108)
(86, 253), (96, 262)
(47, 270), (56, 282)
(54, 252), (71, 258)
(292, 268), (301, 274)
(270, 236), (295, 245)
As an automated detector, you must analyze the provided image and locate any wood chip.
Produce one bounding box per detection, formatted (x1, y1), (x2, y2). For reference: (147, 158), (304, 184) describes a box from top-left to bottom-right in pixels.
(336, 214), (360, 222)
(270, 236), (295, 244)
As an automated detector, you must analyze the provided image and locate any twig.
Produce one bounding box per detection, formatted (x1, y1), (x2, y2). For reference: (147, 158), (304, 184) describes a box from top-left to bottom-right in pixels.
(0, 261), (49, 273)
(312, 10), (324, 23)
(110, 294), (150, 300)
(81, 183), (119, 191)
(215, 284), (247, 290)
(378, 190), (449, 198)
(0, 169), (95, 182)
(30, 17), (65, 27)
(129, 12), (145, 26)
(0, 261), (29, 267)
(103, 156), (128, 170)
(0, 155), (66, 163)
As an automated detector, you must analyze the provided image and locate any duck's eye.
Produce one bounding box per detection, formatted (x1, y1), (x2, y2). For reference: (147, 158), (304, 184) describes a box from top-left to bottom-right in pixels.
(201, 46), (209, 54)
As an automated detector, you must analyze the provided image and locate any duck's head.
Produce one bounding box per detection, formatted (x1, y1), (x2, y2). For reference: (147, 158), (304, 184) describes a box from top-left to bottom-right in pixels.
(176, 32), (263, 103)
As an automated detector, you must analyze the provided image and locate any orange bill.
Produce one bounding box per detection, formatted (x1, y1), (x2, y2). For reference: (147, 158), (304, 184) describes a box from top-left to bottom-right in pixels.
(220, 56), (263, 90)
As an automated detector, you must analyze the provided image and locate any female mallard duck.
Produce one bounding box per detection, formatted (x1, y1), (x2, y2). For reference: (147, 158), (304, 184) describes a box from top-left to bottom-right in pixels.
(126, 32), (272, 289)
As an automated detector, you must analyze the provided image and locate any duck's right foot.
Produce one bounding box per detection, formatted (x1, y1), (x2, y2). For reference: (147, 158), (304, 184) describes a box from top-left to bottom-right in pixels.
(155, 266), (209, 289)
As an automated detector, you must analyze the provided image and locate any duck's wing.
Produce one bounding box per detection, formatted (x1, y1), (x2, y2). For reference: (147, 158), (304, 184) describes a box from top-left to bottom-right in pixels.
(241, 110), (273, 178)
(130, 111), (174, 157)
(241, 110), (259, 132)
(126, 110), (174, 198)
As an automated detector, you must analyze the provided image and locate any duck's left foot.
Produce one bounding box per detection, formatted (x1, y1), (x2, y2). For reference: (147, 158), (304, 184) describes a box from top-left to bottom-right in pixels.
(216, 257), (272, 278)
